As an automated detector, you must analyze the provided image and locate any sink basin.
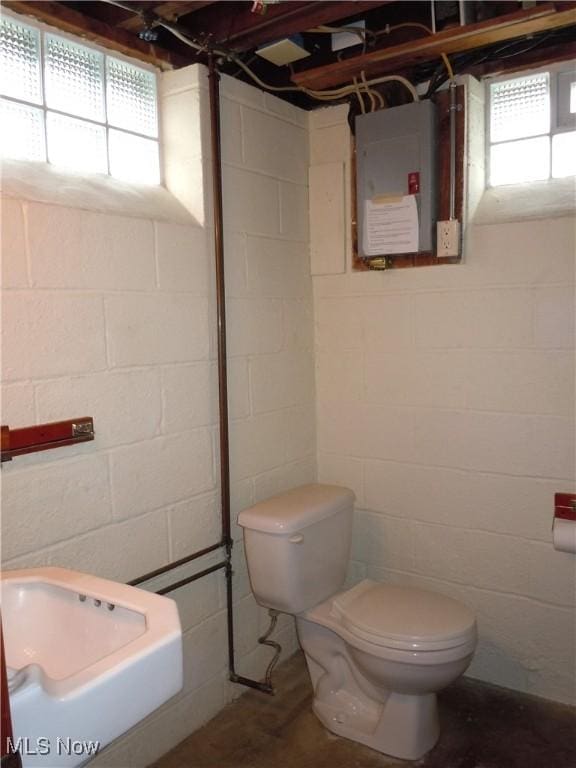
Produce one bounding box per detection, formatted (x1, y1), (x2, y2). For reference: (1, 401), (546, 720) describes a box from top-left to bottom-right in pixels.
(1, 567), (183, 767)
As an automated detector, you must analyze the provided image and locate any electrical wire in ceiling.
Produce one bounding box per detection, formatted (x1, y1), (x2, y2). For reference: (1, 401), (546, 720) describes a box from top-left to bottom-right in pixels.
(100, 0), (570, 112)
(101, 0), (419, 108)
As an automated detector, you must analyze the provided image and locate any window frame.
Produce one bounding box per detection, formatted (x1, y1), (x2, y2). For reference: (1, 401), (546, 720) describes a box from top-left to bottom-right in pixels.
(485, 61), (576, 188)
(0, 9), (163, 185)
(557, 69), (576, 130)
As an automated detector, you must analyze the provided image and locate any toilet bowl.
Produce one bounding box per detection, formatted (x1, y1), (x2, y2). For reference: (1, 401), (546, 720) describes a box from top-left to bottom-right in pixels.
(297, 579), (476, 759)
(238, 484), (477, 760)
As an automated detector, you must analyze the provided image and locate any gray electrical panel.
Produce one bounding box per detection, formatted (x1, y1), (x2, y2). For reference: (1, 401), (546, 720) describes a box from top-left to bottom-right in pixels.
(355, 100), (437, 257)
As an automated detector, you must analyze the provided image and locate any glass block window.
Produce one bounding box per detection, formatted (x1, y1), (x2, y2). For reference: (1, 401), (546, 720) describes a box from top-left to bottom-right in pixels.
(0, 99), (45, 160)
(488, 68), (576, 186)
(0, 12), (160, 185)
(552, 131), (576, 179)
(45, 34), (105, 121)
(107, 58), (157, 137)
(109, 129), (160, 184)
(46, 112), (108, 174)
(490, 73), (550, 143)
(0, 16), (42, 104)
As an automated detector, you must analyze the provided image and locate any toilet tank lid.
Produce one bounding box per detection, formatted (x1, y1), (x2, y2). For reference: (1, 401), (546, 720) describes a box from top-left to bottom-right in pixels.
(237, 484), (355, 535)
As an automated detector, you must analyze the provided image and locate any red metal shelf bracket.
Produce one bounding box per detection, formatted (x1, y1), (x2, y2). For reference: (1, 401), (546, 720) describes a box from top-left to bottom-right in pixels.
(0, 418), (95, 463)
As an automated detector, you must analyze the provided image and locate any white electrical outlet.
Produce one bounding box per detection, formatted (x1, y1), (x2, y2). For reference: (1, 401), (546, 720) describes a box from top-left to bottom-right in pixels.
(436, 219), (460, 258)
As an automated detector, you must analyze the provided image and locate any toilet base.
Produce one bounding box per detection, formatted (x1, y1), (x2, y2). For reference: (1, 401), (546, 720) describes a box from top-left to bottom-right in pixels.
(296, 585), (475, 762)
(312, 689), (439, 761)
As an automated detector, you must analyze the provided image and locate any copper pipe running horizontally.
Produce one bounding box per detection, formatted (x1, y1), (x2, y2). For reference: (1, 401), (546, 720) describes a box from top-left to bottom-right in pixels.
(128, 541), (223, 586)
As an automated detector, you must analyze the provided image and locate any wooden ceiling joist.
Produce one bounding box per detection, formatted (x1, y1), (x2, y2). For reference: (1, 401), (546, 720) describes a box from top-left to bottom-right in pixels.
(117, 1), (217, 32)
(1, 0), (188, 69)
(472, 39), (576, 79)
(184, 0), (393, 51)
(292, 2), (576, 90)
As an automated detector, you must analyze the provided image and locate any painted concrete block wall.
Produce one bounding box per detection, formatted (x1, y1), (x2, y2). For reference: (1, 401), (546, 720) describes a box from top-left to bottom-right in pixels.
(0, 64), (313, 765)
(310, 103), (576, 705)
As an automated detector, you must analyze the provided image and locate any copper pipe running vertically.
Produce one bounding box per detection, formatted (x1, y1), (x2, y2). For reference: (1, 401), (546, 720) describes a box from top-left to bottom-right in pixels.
(208, 56), (231, 553)
(208, 56), (274, 695)
(129, 59), (274, 696)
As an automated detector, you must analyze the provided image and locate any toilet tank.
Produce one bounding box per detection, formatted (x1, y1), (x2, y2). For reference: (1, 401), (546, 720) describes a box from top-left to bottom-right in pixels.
(237, 484), (355, 614)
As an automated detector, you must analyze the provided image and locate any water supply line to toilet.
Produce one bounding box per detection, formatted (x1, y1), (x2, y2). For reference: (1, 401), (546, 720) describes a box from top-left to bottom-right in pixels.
(127, 56), (277, 697)
(258, 610), (283, 690)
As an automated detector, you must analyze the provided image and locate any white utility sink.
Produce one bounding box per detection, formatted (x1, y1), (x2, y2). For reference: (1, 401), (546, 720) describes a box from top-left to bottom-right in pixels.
(1, 567), (183, 767)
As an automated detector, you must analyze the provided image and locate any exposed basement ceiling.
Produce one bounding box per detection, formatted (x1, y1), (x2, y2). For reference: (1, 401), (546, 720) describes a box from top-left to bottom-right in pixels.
(3, 0), (575, 108)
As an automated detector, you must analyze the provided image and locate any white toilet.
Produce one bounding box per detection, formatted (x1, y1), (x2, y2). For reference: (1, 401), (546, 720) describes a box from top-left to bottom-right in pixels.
(238, 483), (477, 760)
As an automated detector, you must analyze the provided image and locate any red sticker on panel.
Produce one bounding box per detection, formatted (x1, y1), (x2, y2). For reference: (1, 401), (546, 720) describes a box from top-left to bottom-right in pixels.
(408, 172), (420, 194)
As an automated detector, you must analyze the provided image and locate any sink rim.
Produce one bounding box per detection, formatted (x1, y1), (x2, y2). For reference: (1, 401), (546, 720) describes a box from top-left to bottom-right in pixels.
(1, 566), (181, 697)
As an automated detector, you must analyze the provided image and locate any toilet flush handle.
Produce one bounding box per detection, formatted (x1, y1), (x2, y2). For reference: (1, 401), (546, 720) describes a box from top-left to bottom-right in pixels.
(289, 534), (304, 544)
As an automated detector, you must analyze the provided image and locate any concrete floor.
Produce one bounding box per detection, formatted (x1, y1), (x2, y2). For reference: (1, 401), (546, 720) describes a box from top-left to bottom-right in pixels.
(152, 652), (576, 768)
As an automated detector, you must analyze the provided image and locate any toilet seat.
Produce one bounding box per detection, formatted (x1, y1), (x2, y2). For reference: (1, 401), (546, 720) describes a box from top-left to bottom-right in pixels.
(330, 580), (476, 652)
